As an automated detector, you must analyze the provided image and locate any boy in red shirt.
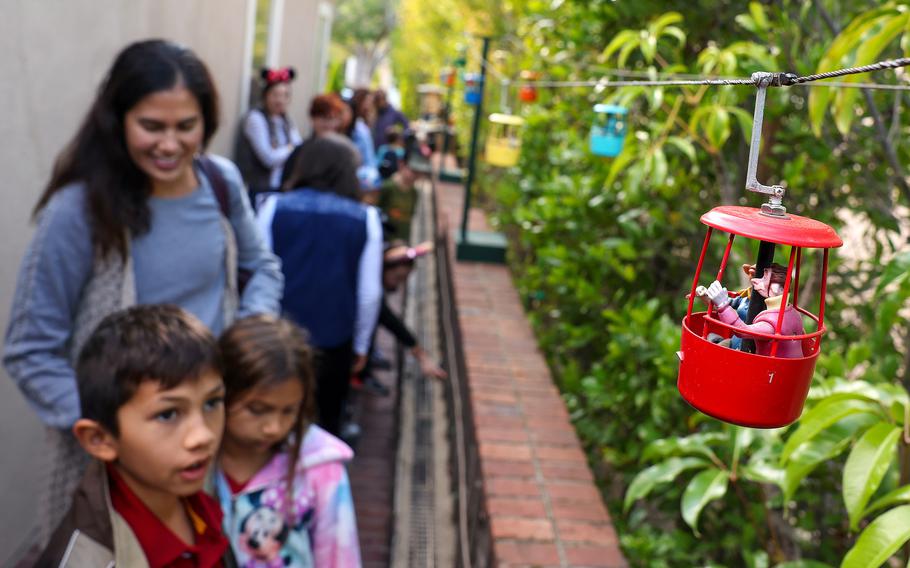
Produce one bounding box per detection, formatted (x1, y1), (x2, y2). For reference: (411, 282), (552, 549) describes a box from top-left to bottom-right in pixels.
(37, 305), (235, 567)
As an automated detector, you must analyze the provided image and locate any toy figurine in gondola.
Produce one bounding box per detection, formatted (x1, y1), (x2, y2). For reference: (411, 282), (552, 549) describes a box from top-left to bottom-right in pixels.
(677, 73), (843, 429)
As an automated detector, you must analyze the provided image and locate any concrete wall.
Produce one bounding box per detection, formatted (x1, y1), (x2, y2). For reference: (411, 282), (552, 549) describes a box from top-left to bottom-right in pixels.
(271, 0), (335, 136)
(0, 1), (329, 561)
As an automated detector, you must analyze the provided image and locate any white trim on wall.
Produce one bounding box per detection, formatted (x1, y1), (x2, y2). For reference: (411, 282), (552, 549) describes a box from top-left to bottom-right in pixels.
(239, 0), (258, 113)
(266, 0), (285, 68)
(315, 1), (334, 92)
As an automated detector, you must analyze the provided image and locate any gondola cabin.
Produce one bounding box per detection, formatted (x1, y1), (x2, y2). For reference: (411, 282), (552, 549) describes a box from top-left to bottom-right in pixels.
(590, 104), (628, 157)
(440, 68), (456, 88)
(464, 73), (482, 105)
(519, 70), (540, 103)
(485, 113), (524, 167)
(417, 84), (445, 120)
(677, 206), (842, 428)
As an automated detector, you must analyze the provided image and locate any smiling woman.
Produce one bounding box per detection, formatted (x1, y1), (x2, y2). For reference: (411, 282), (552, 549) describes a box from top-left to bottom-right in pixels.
(2, 39), (284, 548)
(123, 87), (207, 197)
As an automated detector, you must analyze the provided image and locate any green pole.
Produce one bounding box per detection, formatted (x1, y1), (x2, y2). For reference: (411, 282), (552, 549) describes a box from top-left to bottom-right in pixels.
(441, 72), (454, 158)
(460, 36), (490, 243)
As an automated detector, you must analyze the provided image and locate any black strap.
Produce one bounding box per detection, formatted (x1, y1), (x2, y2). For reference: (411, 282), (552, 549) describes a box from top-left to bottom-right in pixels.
(197, 156), (230, 218)
(196, 156), (253, 294)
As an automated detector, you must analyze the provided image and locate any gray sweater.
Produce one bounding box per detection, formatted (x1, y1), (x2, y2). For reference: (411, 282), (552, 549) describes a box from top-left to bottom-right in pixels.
(3, 155), (283, 428)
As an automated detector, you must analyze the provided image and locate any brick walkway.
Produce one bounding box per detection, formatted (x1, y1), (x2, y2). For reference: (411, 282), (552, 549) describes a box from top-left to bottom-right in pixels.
(436, 180), (627, 568)
(349, 319), (399, 567)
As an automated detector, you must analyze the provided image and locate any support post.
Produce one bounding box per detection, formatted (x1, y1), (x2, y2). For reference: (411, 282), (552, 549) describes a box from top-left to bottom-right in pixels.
(454, 36), (507, 264)
(460, 36), (490, 243)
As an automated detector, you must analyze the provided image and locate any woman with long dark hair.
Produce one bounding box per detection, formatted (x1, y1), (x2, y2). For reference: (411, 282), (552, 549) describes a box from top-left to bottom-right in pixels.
(3, 39), (283, 544)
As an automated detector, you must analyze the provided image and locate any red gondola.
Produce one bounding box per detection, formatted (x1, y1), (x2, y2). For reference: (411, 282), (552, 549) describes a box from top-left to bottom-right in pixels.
(677, 73), (843, 428)
(519, 70), (539, 103)
(678, 207), (842, 428)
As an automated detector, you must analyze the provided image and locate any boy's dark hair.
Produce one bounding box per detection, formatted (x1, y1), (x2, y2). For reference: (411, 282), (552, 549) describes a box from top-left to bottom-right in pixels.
(385, 129), (401, 145)
(76, 304), (222, 437)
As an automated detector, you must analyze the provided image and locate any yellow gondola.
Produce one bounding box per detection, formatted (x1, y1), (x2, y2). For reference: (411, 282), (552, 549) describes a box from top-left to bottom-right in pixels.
(485, 113), (524, 167)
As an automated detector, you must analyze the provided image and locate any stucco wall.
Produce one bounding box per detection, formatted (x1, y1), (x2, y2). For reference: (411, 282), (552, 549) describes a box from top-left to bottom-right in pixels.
(0, 1), (253, 560)
(273, 0), (335, 136)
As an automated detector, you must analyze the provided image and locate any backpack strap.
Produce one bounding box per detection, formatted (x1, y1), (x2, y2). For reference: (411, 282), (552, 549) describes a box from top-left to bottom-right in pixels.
(196, 156), (254, 295)
(197, 156), (230, 218)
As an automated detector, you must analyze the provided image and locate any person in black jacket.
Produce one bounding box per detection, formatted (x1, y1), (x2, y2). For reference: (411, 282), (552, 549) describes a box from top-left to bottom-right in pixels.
(354, 241), (447, 397)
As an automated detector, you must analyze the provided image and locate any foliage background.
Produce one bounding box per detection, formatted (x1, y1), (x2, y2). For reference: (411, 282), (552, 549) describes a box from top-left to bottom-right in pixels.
(388, 1), (910, 565)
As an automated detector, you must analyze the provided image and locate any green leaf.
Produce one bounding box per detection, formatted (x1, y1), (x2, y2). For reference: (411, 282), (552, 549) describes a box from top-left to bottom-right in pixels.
(782, 413), (880, 501)
(604, 143), (638, 187)
(603, 30), (638, 61)
(651, 148), (668, 187)
(624, 457), (709, 513)
(741, 462), (785, 486)
(781, 393), (880, 464)
(841, 505), (910, 568)
(876, 251), (910, 294)
(843, 422), (902, 530)
(663, 26), (686, 47)
(617, 40), (639, 68)
(641, 31), (657, 63)
(641, 431), (726, 462)
(665, 136), (697, 162)
(775, 562), (834, 568)
(749, 2), (769, 30)
(864, 484), (910, 518)
(729, 107), (754, 142)
(705, 107), (731, 149)
(808, 9), (907, 135)
(649, 12), (683, 37)
(681, 468), (730, 535)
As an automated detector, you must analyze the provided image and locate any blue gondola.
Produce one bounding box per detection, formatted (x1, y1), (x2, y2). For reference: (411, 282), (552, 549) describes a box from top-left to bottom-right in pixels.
(464, 73), (482, 105)
(590, 104), (628, 157)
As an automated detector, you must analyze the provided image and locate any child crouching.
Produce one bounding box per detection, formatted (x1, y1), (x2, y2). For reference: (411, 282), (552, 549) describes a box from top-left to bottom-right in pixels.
(214, 315), (361, 566)
(38, 305), (233, 567)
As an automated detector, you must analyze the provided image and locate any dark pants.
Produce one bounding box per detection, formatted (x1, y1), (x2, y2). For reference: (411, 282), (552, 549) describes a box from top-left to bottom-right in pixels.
(312, 340), (353, 436)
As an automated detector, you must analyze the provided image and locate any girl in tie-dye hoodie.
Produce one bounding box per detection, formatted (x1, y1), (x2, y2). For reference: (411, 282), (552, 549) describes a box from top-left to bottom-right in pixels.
(214, 315), (361, 567)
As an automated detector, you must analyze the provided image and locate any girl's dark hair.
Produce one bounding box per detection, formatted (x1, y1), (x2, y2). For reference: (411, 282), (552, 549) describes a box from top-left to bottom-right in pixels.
(282, 134), (360, 200)
(35, 39), (220, 260)
(219, 314), (316, 513)
(350, 88), (373, 121)
(342, 88), (372, 138)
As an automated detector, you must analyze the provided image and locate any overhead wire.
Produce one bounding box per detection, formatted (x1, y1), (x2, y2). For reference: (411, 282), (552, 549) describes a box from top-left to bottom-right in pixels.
(476, 55), (910, 91)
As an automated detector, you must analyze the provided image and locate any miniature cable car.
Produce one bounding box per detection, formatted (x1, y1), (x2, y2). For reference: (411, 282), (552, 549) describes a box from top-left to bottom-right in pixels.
(440, 67), (456, 88)
(417, 84), (445, 120)
(519, 70), (540, 103)
(590, 104), (628, 157)
(485, 113), (524, 167)
(464, 73), (482, 105)
(677, 74), (843, 428)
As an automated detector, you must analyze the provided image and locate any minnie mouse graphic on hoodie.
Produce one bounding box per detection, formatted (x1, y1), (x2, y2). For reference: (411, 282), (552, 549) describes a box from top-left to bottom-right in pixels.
(213, 425), (361, 567)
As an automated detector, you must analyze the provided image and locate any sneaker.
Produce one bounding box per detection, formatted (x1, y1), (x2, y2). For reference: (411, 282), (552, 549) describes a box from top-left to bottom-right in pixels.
(362, 375), (391, 397)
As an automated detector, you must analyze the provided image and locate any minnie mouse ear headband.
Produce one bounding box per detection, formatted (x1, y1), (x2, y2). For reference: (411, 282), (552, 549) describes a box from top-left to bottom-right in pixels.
(384, 241), (433, 267)
(261, 67), (296, 85)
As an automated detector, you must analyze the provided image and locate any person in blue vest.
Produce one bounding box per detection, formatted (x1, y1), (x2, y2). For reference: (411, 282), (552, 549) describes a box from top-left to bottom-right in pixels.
(256, 133), (382, 436)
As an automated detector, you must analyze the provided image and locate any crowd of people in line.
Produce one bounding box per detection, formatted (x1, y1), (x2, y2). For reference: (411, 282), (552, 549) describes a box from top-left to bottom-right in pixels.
(3, 39), (444, 567)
